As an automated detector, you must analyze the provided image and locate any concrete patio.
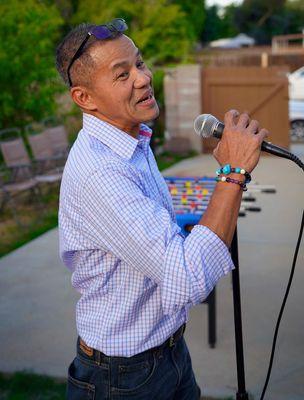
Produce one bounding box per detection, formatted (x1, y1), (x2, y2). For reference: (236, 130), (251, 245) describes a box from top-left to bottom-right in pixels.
(0, 150), (303, 399)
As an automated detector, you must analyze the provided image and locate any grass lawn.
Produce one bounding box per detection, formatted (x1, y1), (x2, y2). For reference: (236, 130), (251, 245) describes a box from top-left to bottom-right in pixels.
(0, 187), (59, 258)
(0, 372), (66, 400)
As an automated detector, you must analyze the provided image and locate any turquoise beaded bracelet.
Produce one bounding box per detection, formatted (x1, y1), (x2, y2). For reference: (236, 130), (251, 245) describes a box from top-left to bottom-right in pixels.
(216, 164), (251, 184)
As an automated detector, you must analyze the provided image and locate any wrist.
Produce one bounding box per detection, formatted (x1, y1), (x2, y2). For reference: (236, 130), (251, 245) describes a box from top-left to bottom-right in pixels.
(216, 177), (244, 192)
(229, 172), (246, 182)
(216, 175), (248, 191)
(216, 164), (251, 186)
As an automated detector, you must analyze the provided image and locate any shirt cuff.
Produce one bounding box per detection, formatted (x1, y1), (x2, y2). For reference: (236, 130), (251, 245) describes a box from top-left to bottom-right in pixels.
(184, 224), (235, 305)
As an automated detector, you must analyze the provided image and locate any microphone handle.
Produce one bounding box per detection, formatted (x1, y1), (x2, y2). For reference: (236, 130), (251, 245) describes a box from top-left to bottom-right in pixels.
(214, 121), (304, 169)
(261, 141), (293, 160)
(261, 142), (304, 171)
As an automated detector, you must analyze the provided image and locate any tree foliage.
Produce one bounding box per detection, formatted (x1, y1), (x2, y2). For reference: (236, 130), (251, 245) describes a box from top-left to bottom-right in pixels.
(2, 0), (304, 131)
(72, 0), (201, 64)
(233, 0), (287, 44)
(283, 0), (304, 36)
(202, 4), (238, 43)
(202, 0), (304, 45)
(171, 0), (205, 40)
(0, 0), (63, 129)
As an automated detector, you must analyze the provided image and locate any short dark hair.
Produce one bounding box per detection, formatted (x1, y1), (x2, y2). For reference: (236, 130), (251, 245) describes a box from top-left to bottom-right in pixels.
(56, 23), (99, 87)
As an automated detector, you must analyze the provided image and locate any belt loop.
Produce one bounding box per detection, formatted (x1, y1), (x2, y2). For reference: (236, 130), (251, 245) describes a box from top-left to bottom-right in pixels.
(169, 335), (175, 347)
(95, 349), (101, 365)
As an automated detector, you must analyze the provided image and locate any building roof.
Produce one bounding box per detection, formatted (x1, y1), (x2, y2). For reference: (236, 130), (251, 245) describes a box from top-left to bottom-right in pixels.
(210, 33), (255, 48)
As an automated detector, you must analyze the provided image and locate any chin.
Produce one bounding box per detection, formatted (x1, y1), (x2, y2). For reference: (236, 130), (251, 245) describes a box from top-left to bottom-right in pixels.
(142, 106), (160, 123)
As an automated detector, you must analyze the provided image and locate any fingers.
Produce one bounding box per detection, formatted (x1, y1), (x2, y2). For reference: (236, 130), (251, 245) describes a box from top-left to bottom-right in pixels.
(224, 109), (239, 127)
(218, 109), (270, 172)
(223, 109), (269, 144)
(247, 119), (259, 134)
(255, 128), (269, 144)
(224, 110), (251, 129)
(237, 113), (250, 129)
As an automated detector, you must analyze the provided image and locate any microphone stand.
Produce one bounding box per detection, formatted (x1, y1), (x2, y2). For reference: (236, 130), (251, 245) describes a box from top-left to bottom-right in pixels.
(230, 227), (249, 400)
(228, 160), (302, 400)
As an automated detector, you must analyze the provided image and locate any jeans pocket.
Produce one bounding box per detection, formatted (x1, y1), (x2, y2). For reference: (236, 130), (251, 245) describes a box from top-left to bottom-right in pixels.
(113, 353), (157, 394)
(67, 359), (96, 400)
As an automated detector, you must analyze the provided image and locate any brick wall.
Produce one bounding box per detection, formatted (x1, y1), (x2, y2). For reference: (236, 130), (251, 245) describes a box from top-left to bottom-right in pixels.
(164, 65), (203, 153)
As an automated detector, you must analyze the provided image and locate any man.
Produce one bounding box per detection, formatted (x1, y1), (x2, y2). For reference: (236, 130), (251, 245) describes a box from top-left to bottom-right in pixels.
(56, 19), (268, 400)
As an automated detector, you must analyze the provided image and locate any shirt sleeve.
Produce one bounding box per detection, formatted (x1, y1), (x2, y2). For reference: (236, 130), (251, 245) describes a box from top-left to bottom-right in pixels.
(81, 162), (234, 315)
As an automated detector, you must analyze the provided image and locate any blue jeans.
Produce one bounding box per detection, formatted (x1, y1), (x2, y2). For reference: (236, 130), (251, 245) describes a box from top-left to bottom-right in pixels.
(67, 336), (201, 399)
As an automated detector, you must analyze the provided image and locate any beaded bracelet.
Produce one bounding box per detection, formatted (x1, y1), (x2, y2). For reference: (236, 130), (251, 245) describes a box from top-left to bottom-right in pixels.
(216, 164), (251, 184)
(216, 175), (248, 191)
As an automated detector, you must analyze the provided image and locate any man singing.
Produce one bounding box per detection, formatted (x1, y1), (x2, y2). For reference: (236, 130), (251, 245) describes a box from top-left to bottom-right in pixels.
(56, 19), (268, 399)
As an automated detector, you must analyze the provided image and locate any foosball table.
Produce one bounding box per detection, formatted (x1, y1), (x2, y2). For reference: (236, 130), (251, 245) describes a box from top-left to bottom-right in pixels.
(164, 176), (276, 348)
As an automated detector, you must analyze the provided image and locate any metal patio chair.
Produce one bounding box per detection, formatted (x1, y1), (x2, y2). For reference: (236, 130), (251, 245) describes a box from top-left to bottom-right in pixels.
(0, 127), (61, 194)
(42, 117), (70, 161)
(25, 123), (64, 180)
(0, 128), (41, 224)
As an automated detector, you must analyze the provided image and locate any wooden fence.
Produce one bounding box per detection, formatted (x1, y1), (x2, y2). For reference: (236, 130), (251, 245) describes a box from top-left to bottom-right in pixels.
(201, 66), (290, 153)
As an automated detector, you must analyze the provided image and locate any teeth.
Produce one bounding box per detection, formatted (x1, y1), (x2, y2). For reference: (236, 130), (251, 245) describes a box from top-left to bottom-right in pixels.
(138, 94), (152, 103)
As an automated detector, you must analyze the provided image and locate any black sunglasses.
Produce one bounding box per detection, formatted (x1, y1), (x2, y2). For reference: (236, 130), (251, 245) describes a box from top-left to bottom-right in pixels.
(67, 18), (128, 87)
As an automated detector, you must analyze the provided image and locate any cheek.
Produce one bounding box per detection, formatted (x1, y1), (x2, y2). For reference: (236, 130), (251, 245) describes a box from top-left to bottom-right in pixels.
(116, 96), (131, 110)
(107, 94), (133, 116)
(95, 80), (135, 113)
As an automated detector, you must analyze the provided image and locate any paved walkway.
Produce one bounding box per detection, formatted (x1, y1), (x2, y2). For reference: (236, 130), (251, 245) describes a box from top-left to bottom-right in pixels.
(0, 149), (303, 399)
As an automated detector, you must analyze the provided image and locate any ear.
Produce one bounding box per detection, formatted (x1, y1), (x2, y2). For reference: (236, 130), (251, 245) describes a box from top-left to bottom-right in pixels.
(70, 86), (97, 112)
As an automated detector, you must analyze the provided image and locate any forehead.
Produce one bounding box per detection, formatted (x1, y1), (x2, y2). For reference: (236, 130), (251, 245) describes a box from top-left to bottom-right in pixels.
(89, 35), (139, 71)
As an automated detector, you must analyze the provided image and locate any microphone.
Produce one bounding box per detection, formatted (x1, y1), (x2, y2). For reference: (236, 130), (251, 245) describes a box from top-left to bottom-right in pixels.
(194, 113), (297, 161)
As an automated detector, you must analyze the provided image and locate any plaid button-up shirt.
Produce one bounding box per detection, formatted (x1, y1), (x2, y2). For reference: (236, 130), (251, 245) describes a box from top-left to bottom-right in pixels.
(59, 113), (234, 357)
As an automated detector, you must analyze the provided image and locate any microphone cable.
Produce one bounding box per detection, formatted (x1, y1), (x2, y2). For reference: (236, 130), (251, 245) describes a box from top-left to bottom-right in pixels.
(259, 209), (304, 400)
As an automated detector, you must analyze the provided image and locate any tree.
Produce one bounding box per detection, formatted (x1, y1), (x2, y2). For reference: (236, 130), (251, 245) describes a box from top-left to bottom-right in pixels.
(283, 0), (304, 34)
(0, 0), (63, 129)
(201, 5), (223, 43)
(220, 4), (239, 38)
(72, 0), (195, 65)
(206, 0), (304, 45)
(233, 0), (287, 44)
(201, 4), (239, 43)
(171, 0), (205, 41)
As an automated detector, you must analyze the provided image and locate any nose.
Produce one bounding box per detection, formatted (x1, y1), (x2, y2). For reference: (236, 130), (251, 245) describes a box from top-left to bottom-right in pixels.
(134, 68), (152, 88)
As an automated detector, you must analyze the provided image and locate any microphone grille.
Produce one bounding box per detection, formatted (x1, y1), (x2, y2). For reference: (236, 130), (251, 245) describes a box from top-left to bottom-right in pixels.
(194, 114), (219, 138)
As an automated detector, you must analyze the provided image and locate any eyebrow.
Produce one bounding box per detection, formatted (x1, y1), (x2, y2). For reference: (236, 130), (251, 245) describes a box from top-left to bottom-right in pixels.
(111, 49), (141, 71)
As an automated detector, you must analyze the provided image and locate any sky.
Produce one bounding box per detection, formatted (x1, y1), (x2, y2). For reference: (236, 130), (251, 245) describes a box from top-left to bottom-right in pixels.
(206, 0), (241, 7)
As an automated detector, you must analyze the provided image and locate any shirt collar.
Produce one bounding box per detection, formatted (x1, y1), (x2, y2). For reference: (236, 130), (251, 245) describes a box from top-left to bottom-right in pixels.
(83, 113), (152, 159)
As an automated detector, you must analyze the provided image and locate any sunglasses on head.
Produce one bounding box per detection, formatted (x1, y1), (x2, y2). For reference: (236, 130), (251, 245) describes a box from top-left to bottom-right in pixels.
(67, 18), (128, 87)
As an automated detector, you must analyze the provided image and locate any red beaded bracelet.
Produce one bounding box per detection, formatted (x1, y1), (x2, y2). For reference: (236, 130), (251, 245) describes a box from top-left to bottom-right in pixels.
(216, 176), (248, 191)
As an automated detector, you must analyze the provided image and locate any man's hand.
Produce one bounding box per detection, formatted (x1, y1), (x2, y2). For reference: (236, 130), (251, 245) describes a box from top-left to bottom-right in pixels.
(199, 109), (269, 246)
(213, 109), (269, 173)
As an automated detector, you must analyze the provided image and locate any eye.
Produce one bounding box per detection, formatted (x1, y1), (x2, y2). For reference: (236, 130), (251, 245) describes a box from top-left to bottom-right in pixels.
(117, 71), (129, 79)
(136, 60), (145, 69)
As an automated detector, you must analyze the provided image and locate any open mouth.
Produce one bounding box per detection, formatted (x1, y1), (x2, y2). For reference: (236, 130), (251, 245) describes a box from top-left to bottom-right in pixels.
(137, 93), (153, 104)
